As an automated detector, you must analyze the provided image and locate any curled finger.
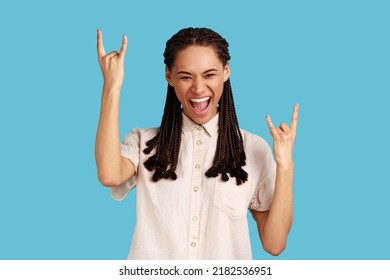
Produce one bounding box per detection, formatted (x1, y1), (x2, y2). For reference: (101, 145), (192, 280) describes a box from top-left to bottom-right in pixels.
(279, 122), (290, 133)
(104, 51), (120, 60)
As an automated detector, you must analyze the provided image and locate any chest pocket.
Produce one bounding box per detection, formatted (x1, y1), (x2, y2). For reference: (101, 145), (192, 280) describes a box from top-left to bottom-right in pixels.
(213, 177), (253, 220)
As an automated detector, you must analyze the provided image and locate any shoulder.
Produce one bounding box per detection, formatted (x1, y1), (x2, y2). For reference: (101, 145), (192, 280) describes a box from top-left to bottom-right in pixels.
(122, 127), (159, 145)
(124, 127), (159, 138)
(240, 128), (275, 183)
(240, 128), (271, 154)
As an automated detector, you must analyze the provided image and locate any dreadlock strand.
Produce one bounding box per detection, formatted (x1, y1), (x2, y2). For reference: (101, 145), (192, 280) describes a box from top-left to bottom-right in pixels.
(144, 85), (182, 181)
(227, 81), (246, 165)
(205, 78), (248, 185)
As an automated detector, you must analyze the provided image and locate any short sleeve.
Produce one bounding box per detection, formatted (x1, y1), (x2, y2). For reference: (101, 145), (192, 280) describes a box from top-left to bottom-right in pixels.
(110, 128), (142, 201)
(249, 171), (275, 212)
(246, 134), (276, 212)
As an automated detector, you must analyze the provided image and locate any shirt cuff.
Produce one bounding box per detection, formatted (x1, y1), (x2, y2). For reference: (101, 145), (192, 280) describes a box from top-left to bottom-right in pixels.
(110, 176), (136, 201)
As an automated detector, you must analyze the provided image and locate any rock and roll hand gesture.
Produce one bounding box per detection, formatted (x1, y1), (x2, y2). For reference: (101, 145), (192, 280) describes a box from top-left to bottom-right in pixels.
(97, 29), (128, 89)
(254, 104), (298, 255)
(95, 30), (135, 188)
(266, 104), (299, 169)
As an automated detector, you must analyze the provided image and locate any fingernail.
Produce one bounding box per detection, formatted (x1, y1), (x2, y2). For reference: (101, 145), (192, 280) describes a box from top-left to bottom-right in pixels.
(97, 29), (101, 34)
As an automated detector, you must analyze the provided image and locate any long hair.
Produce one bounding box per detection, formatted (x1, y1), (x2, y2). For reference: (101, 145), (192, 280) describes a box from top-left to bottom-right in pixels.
(143, 27), (247, 185)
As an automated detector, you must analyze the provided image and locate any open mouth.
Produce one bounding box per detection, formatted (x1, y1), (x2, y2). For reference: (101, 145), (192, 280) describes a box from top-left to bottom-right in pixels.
(190, 97), (211, 114)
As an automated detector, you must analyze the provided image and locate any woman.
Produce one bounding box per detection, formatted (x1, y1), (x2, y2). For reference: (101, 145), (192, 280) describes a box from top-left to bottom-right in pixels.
(95, 27), (298, 259)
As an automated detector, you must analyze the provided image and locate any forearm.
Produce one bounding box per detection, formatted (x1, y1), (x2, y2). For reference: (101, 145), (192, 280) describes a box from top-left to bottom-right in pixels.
(262, 162), (294, 254)
(95, 85), (123, 186)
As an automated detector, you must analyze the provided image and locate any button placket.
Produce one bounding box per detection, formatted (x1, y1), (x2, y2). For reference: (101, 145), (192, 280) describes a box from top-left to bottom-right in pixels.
(188, 127), (204, 259)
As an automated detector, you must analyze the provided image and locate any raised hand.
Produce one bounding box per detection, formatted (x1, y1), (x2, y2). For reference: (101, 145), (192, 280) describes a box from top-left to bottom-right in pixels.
(97, 29), (127, 89)
(266, 104), (299, 169)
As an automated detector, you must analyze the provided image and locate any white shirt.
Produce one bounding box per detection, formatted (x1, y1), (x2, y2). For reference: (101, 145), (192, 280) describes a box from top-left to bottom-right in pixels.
(111, 113), (275, 259)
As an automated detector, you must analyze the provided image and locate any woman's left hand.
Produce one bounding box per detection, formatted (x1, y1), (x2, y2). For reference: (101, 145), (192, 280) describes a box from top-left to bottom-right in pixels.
(266, 104), (299, 169)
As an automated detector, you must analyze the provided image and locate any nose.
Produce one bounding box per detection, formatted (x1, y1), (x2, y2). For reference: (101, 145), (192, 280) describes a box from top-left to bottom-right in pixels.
(191, 78), (206, 95)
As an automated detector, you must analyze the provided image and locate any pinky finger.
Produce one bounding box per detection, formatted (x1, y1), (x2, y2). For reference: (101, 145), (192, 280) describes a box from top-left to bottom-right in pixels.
(119, 35), (128, 60)
(97, 29), (106, 59)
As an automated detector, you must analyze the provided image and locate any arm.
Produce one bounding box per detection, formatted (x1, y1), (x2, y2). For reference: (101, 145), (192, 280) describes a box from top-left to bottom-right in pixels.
(253, 104), (299, 256)
(95, 29), (135, 187)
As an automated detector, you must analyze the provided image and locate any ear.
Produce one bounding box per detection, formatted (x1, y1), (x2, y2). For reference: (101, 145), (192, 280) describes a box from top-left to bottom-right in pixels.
(223, 64), (230, 82)
(165, 67), (174, 86)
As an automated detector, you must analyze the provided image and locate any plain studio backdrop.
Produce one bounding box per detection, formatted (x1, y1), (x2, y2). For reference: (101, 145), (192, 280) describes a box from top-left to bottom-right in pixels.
(0, 0), (389, 259)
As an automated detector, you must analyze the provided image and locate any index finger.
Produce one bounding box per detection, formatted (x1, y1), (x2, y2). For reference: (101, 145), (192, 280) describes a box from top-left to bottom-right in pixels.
(290, 103), (299, 132)
(266, 115), (278, 139)
(266, 114), (276, 130)
(97, 29), (106, 58)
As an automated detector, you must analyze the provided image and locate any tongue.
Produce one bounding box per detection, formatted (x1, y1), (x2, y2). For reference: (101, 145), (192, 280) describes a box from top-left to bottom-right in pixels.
(192, 100), (208, 112)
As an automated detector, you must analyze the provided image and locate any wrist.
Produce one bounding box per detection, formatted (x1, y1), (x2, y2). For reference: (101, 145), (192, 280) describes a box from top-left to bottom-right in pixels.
(103, 83), (122, 95)
(276, 160), (294, 172)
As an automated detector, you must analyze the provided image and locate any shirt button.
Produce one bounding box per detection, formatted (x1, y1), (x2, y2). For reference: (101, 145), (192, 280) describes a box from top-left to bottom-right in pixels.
(193, 186), (199, 192)
(195, 164), (201, 169)
(191, 242), (197, 247)
(192, 216), (198, 221)
(197, 126), (202, 131)
(196, 140), (202, 145)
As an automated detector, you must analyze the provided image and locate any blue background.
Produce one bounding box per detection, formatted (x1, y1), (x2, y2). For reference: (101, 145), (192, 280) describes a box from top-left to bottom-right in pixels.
(1, 0), (389, 259)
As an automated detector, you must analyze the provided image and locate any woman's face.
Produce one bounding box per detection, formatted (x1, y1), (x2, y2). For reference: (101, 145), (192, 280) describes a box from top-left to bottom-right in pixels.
(166, 45), (230, 125)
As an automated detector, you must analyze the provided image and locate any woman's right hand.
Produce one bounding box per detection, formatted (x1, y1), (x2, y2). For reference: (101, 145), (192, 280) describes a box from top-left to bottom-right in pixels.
(96, 30), (134, 187)
(97, 29), (127, 90)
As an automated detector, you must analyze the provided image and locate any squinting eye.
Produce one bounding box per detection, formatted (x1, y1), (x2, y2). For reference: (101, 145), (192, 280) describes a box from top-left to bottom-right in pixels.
(180, 76), (191, 80)
(205, 73), (215, 78)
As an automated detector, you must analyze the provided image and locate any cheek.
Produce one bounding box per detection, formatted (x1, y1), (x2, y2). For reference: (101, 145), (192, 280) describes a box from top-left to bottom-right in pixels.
(173, 84), (188, 103)
(212, 80), (225, 99)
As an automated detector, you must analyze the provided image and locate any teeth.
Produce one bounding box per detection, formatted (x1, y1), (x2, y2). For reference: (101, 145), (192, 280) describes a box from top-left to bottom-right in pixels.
(190, 97), (210, 103)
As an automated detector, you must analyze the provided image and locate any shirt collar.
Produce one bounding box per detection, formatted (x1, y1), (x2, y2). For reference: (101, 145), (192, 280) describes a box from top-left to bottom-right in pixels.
(182, 112), (219, 137)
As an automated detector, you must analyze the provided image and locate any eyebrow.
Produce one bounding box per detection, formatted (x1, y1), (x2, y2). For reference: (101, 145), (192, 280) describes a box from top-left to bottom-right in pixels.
(176, 68), (219, 75)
